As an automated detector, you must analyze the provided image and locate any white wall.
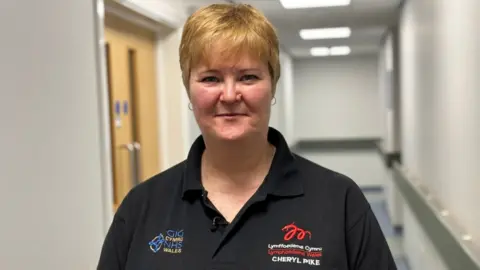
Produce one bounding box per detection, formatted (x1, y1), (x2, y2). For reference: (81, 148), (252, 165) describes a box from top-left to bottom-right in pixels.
(378, 31), (404, 227)
(268, 75), (283, 136)
(294, 56), (382, 140)
(300, 150), (387, 188)
(0, 1), (109, 269)
(270, 50), (295, 145)
(157, 27), (192, 167)
(188, 106), (202, 146)
(292, 55), (385, 188)
(279, 50), (296, 146)
(122, 0), (187, 28)
(403, 205), (448, 270)
(399, 0), (480, 268)
(432, 0), (480, 245)
(378, 32), (398, 152)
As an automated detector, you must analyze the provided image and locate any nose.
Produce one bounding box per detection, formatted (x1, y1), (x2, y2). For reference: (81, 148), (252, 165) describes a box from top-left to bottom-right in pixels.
(219, 79), (241, 103)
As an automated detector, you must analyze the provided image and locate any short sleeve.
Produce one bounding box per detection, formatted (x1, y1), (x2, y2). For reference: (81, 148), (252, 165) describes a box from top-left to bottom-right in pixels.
(97, 188), (140, 270)
(97, 215), (129, 270)
(344, 184), (397, 270)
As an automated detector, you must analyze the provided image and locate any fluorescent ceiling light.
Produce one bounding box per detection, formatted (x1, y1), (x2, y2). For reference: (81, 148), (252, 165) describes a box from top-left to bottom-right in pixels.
(310, 46), (351, 57)
(310, 47), (330, 56)
(330, 46), (351, 55)
(300, 27), (351, 40)
(279, 0), (351, 9)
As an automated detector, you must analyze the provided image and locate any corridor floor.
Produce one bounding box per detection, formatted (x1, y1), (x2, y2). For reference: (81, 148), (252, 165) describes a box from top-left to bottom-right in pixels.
(365, 191), (410, 270)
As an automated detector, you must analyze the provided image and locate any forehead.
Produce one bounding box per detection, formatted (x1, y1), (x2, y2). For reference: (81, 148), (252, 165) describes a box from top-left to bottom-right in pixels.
(192, 42), (268, 72)
(200, 57), (265, 73)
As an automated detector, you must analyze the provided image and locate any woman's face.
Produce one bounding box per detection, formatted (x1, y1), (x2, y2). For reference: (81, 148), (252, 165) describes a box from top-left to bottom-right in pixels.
(189, 52), (273, 142)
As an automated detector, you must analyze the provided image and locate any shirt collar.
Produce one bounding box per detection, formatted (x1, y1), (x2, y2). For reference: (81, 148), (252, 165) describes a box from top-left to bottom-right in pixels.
(181, 127), (304, 200)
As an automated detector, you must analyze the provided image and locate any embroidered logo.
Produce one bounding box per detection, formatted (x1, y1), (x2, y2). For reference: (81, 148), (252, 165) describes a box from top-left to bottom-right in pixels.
(282, 222), (312, 241)
(267, 222), (322, 266)
(149, 229), (184, 254)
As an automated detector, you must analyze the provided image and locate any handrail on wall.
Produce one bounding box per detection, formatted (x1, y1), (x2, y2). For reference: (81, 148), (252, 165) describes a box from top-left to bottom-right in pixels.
(392, 161), (480, 270)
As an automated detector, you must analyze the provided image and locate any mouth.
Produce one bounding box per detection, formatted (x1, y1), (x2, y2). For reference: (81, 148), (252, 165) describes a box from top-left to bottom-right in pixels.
(215, 113), (246, 118)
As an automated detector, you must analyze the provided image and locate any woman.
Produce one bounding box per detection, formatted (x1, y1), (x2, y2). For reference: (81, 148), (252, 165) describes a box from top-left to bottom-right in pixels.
(97, 3), (396, 270)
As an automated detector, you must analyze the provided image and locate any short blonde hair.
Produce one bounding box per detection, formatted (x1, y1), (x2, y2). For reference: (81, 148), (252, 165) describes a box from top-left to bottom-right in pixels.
(179, 3), (280, 94)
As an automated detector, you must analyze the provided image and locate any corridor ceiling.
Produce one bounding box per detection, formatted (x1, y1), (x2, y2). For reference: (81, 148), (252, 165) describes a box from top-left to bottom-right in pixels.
(180, 0), (402, 58)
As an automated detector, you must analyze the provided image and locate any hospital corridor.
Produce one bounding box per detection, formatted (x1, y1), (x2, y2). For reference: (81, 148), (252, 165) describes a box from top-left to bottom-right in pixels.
(1, 0), (479, 269)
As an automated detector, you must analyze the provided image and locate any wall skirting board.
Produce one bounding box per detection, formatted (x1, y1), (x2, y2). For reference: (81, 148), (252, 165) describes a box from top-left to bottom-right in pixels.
(291, 138), (381, 152)
(360, 186), (384, 193)
(392, 162), (480, 270)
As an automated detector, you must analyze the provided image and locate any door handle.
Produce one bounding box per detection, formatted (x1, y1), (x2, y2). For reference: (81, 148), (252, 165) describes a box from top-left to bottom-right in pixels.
(120, 143), (134, 151)
(119, 142), (142, 187)
(120, 143), (136, 188)
(132, 142), (142, 185)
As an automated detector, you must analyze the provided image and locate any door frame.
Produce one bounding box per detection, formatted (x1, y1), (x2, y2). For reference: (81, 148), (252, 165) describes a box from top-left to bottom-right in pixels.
(93, 0), (188, 234)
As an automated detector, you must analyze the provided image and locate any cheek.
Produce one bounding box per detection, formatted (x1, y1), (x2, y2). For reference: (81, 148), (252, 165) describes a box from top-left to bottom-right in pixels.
(242, 87), (272, 112)
(190, 87), (218, 111)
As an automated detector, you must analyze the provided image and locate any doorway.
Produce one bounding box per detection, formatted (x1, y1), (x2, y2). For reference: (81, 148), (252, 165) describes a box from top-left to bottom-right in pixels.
(104, 13), (161, 210)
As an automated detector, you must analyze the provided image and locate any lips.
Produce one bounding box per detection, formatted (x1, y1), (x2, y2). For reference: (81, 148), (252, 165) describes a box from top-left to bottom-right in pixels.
(216, 113), (246, 117)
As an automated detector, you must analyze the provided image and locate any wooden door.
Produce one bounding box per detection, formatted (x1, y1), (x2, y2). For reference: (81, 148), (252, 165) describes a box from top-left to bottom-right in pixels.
(104, 14), (161, 210)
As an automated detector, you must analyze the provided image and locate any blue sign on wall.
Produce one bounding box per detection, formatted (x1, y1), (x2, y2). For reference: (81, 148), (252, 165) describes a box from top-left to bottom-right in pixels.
(115, 100), (121, 115)
(123, 100), (128, 115)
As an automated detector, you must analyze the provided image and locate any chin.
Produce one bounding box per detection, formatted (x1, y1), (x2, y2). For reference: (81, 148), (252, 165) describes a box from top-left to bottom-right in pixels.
(214, 125), (251, 141)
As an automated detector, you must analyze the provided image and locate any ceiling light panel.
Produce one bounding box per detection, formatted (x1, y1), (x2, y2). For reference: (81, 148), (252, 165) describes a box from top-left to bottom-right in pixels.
(300, 27), (351, 40)
(329, 46), (351, 55)
(310, 47), (330, 56)
(310, 46), (351, 57)
(279, 0), (351, 9)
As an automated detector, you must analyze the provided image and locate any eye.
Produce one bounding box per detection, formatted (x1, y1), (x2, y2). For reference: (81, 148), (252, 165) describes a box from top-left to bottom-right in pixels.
(201, 76), (220, 83)
(240, 74), (259, 81)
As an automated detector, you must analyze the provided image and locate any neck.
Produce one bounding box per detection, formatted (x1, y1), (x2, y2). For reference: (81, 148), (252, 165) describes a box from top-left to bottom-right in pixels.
(201, 133), (275, 193)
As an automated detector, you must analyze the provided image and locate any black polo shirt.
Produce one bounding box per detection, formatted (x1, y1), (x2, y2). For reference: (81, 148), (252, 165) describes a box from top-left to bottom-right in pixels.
(97, 128), (397, 270)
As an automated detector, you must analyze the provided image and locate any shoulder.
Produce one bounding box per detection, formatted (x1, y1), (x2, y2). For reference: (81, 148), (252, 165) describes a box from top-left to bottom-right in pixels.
(293, 154), (371, 227)
(114, 161), (186, 221)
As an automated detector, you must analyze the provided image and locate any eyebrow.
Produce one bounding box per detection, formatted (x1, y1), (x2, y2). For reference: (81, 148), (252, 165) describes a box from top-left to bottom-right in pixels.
(199, 68), (262, 74)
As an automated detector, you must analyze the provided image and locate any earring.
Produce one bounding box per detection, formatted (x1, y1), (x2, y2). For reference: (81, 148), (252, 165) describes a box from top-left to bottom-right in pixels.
(188, 103), (193, 110)
(271, 97), (276, 106)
